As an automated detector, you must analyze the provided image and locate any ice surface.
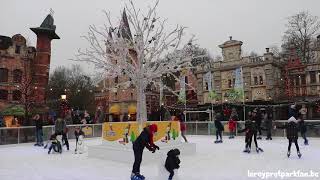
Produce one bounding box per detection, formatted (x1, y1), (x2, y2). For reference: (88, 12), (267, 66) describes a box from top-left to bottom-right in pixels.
(0, 136), (319, 180)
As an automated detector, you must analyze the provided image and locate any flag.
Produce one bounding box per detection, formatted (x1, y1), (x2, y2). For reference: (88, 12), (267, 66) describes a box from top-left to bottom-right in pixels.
(234, 67), (244, 101)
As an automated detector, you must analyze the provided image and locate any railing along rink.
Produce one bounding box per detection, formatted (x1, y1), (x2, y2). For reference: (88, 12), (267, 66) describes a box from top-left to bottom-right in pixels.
(0, 120), (319, 145)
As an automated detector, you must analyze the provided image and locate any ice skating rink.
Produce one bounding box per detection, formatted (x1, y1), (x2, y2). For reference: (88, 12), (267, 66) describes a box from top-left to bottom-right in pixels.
(0, 135), (319, 180)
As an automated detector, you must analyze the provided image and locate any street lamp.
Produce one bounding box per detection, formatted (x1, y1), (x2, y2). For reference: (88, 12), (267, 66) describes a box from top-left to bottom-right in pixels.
(61, 94), (67, 100)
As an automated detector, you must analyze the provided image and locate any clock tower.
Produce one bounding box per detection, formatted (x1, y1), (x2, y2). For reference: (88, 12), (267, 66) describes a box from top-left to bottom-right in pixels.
(219, 36), (243, 61)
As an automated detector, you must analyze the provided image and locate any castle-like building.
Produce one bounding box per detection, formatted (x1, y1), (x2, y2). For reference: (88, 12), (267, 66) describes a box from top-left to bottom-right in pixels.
(0, 14), (59, 124)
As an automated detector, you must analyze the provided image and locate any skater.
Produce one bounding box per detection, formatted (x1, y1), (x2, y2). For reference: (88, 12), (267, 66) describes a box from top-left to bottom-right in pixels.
(214, 113), (224, 143)
(179, 113), (188, 143)
(55, 118), (69, 150)
(48, 133), (62, 154)
(263, 110), (273, 140)
(298, 117), (308, 145)
(165, 149), (181, 180)
(34, 114), (44, 146)
(276, 117), (301, 158)
(131, 124), (160, 180)
(228, 116), (237, 139)
(253, 109), (262, 140)
(74, 127), (85, 154)
(238, 118), (263, 153)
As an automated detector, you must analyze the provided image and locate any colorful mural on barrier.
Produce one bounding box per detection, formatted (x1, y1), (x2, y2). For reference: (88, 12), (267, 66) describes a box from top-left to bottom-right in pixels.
(102, 121), (181, 145)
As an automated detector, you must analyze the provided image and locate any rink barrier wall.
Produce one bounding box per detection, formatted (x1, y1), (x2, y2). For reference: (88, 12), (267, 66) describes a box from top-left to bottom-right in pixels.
(0, 120), (320, 145)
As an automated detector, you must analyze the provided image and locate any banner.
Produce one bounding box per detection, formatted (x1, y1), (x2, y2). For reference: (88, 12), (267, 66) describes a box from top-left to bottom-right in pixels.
(233, 67), (244, 101)
(102, 121), (181, 145)
(178, 76), (186, 103)
(160, 81), (163, 105)
(203, 71), (212, 91)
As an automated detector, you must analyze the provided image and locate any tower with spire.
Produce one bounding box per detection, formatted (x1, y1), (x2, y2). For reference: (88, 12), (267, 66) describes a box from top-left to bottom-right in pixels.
(30, 13), (60, 104)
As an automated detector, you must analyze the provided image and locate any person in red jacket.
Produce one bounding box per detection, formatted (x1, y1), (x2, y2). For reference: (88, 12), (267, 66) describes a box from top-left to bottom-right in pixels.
(131, 124), (160, 180)
(228, 116), (237, 139)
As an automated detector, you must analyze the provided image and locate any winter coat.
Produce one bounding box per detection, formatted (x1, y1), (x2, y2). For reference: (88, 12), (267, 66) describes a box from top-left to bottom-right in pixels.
(238, 120), (257, 136)
(288, 107), (298, 119)
(298, 120), (307, 134)
(55, 119), (67, 134)
(263, 114), (272, 130)
(228, 119), (237, 132)
(215, 115), (224, 131)
(133, 126), (158, 152)
(165, 149), (181, 172)
(35, 119), (43, 130)
(278, 120), (299, 140)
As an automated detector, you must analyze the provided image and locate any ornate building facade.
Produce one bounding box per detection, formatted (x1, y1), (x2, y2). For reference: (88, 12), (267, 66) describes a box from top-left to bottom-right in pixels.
(0, 14), (59, 123)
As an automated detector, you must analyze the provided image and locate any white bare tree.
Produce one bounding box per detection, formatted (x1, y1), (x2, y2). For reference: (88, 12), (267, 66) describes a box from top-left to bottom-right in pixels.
(74, 0), (205, 127)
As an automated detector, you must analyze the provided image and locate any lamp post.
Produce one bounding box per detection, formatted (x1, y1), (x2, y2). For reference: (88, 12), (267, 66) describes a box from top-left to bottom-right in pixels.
(60, 94), (67, 118)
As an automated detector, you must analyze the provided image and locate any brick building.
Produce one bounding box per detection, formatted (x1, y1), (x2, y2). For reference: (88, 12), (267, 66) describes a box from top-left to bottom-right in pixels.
(0, 14), (59, 124)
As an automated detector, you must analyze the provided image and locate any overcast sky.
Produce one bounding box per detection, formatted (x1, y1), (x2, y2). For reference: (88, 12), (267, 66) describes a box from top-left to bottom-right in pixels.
(1, 0), (320, 75)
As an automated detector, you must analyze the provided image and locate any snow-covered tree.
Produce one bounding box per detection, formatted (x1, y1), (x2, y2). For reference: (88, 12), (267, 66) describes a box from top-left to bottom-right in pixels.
(75, 0), (205, 128)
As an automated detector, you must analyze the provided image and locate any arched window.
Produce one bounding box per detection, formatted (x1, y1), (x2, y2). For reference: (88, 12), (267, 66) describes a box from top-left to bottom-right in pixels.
(12, 90), (22, 101)
(13, 69), (22, 83)
(0, 68), (8, 82)
(0, 90), (8, 100)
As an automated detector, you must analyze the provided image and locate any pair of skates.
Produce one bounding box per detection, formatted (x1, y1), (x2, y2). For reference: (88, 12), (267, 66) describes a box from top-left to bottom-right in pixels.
(243, 147), (264, 153)
(287, 151), (302, 158)
(228, 136), (235, 139)
(214, 140), (223, 143)
(131, 173), (145, 180)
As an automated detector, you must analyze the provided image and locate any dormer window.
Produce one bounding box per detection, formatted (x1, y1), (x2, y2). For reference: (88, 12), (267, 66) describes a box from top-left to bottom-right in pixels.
(15, 45), (21, 54)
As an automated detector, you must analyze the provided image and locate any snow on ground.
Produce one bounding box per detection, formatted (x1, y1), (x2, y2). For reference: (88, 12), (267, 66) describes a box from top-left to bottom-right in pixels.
(0, 136), (319, 180)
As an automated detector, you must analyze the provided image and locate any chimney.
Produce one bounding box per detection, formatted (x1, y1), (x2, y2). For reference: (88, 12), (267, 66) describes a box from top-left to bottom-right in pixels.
(229, 36), (232, 40)
(266, 48), (270, 53)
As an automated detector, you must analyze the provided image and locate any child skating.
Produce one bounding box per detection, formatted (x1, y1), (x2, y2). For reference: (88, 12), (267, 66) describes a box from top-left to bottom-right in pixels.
(165, 149), (181, 180)
(228, 116), (237, 139)
(276, 117), (302, 158)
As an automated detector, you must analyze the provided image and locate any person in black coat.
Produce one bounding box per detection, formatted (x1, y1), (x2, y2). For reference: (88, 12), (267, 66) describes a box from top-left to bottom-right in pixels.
(131, 124), (160, 179)
(214, 113), (224, 143)
(238, 119), (263, 153)
(165, 148), (181, 180)
(34, 114), (43, 146)
(48, 133), (62, 154)
(298, 119), (308, 145)
(276, 117), (301, 158)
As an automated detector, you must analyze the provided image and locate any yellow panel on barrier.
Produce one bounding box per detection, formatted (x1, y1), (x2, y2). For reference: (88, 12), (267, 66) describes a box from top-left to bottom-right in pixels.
(102, 121), (181, 145)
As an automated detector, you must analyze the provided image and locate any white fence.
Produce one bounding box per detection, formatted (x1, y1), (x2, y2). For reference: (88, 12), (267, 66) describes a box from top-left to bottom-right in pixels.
(0, 120), (319, 145)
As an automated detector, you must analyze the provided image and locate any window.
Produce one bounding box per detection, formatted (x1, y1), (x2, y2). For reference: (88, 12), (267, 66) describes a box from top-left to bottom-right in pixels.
(295, 76), (300, 86)
(301, 75), (306, 85)
(254, 77), (258, 85)
(13, 69), (22, 83)
(259, 76), (263, 85)
(204, 82), (209, 91)
(12, 90), (21, 101)
(310, 71), (317, 84)
(0, 68), (8, 82)
(228, 79), (232, 88)
(0, 90), (8, 100)
(15, 45), (21, 54)
(114, 76), (118, 84)
(233, 78), (235, 87)
(185, 76), (188, 84)
(131, 93), (133, 99)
